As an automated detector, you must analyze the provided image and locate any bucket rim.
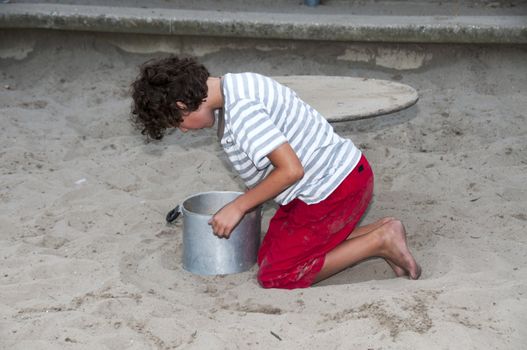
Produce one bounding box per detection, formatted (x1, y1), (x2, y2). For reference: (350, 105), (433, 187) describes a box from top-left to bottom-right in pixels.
(181, 190), (244, 218)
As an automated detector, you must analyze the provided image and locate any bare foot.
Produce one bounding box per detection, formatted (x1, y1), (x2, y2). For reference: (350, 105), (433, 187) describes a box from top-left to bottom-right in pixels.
(378, 220), (421, 280)
(377, 219), (408, 277)
(348, 217), (409, 277)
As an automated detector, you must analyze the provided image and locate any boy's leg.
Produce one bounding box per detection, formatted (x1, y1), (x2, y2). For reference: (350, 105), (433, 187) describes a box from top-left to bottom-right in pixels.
(314, 219), (421, 283)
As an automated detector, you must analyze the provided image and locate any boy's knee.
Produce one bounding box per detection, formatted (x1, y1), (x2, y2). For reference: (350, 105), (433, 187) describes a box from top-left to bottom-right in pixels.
(257, 261), (290, 289)
(257, 262), (313, 290)
(257, 275), (271, 289)
(257, 264), (274, 289)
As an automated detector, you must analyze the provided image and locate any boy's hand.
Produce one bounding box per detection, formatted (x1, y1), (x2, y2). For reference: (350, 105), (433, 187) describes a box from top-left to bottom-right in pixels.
(208, 202), (245, 238)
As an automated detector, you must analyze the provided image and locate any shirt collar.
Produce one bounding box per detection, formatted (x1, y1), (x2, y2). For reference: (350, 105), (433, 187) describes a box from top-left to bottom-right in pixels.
(216, 108), (225, 140)
(217, 76), (225, 140)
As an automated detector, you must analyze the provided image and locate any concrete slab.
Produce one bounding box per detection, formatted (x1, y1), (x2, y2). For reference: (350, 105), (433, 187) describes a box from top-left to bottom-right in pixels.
(273, 76), (418, 122)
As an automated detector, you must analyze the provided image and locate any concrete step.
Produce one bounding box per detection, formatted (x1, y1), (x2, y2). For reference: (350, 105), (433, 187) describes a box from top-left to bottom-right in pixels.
(1, 2), (526, 44)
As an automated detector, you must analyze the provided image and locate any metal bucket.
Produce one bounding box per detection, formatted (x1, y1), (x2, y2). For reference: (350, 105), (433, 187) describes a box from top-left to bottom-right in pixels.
(179, 191), (261, 275)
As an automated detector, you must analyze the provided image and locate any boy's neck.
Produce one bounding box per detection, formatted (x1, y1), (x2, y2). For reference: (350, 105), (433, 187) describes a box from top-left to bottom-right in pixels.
(206, 77), (224, 110)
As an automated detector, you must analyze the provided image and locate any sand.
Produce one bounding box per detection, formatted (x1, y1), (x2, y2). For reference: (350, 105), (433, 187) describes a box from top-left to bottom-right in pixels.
(1, 29), (526, 349)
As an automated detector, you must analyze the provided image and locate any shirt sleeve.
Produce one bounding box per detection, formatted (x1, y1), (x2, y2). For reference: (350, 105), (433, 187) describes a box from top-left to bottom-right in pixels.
(227, 98), (287, 170)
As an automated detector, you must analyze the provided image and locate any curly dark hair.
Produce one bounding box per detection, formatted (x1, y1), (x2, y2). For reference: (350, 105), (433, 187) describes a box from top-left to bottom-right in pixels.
(130, 56), (210, 140)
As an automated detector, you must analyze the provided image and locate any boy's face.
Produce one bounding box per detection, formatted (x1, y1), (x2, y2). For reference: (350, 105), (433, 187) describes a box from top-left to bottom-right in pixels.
(177, 102), (215, 132)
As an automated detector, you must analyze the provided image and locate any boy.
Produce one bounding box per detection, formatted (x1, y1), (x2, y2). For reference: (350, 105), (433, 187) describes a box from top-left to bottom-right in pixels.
(131, 56), (421, 289)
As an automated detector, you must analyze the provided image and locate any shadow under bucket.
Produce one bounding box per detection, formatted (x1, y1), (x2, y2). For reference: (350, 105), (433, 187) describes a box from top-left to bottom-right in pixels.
(181, 191), (261, 275)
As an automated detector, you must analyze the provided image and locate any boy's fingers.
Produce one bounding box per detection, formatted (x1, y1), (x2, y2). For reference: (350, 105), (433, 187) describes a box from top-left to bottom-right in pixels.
(214, 225), (230, 238)
(208, 217), (234, 238)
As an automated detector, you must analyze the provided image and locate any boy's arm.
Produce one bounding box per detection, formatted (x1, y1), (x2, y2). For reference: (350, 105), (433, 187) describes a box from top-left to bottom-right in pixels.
(209, 142), (304, 238)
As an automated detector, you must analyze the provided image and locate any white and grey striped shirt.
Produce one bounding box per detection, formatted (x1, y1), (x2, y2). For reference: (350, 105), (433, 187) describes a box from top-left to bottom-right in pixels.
(220, 73), (361, 205)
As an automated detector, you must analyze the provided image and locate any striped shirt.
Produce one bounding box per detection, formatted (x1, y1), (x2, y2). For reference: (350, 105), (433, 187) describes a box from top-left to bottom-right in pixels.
(220, 73), (361, 205)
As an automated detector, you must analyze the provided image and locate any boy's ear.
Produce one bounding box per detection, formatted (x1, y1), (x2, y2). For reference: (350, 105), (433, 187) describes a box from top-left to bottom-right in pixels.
(175, 101), (187, 110)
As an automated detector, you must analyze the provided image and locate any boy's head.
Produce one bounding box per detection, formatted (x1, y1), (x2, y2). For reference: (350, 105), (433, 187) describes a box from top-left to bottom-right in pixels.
(130, 56), (210, 140)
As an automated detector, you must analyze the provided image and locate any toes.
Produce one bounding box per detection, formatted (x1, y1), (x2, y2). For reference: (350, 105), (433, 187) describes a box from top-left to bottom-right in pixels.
(410, 264), (422, 280)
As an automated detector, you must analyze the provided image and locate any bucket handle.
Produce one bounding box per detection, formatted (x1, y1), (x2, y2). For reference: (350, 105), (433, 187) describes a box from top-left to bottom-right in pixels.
(166, 201), (264, 224)
(166, 205), (182, 224)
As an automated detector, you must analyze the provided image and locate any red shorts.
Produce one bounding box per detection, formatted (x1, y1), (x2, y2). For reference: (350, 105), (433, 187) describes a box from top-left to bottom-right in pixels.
(257, 155), (374, 289)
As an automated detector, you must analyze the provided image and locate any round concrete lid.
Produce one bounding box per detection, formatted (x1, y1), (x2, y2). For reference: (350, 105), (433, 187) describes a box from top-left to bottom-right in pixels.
(273, 76), (418, 122)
